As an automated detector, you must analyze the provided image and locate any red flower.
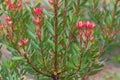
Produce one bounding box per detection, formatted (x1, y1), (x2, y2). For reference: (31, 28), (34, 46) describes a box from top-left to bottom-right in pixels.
(48, 0), (54, 5)
(86, 21), (93, 29)
(91, 23), (96, 29)
(7, 21), (13, 26)
(34, 8), (43, 15)
(5, 16), (11, 21)
(0, 25), (5, 30)
(17, 1), (22, 8)
(5, 0), (11, 4)
(5, 16), (13, 26)
(90, 36), (94, 42)
(76, 21), (84, 29)
(22, 38), (29, 45)
(9, 3), (16, 10)
(18, 42), (23, 47)
(24, 1), (30, 5)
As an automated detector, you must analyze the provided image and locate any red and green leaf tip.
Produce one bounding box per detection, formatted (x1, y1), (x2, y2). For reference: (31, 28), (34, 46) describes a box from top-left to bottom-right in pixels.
(18, 38), (29, 47)
(5, 16), (13, 26)
(76, 21), (96, 49)
(34, 8), (43, 41)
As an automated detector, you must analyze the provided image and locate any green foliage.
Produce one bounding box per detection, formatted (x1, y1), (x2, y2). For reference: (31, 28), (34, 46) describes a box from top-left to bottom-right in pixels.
(0, 0), (120, 80)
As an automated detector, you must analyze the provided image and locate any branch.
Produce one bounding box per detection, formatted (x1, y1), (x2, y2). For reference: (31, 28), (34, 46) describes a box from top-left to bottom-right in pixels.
(24, 54), (51, 77)
(53, 0), (59, 73)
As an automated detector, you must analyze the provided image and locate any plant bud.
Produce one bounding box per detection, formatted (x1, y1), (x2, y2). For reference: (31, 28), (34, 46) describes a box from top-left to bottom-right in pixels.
(22, 38), (29, 45)
(7, 21), (13, 26)
(34, 18), (41, 25)
(83, 30), (87, 36)
(5, 16), (11, 21)
(48, 0), (54, 5)
(24, 1), (30, 6)
(90, 36), (94, 42)
(17, 1), (22, 8)
(18, 42), (23, 47)
(9, 4), (16, 10)
(86, 21), (92, 29)
(76, 21), (84, 29)
(5, 0), (11, 4)
(92, 23), (96, 29)
(34, 8), (43, 16)
(0, 25), (5, 30)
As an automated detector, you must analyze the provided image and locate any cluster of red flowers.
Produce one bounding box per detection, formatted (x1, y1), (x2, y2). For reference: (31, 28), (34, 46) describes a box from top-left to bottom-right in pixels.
(34, 8), (43, 16)
(34, 8), (43, 41)
(34, 8), (43, 25)
(76, 21), (96, 42)
(5, 16), (13, 26)
(18, 38), (29, 47)
(5, 0), (22, 10)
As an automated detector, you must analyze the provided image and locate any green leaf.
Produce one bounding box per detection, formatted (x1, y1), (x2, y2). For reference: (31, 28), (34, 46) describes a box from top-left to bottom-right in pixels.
(27, 30), (36, 40)
(46, 21), (54, 35)
(31, 40), (39, 50)
(12, 57), (24, 61)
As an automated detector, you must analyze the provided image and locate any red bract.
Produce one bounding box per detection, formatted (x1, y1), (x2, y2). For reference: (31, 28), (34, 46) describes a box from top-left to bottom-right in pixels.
(24, 1), (30, 5)
(5, 16), (11, 21)
(84, 30), (92, 37)
(86, 21), (96, 29)
(5, 0), (11, 4)
(17, 1), (22, 8)
(92, 23), (96, 29)
(76, 21), (84, 29)
(34, 18), (41, 25)
(0, 25), (5, 30)
(9, 4), (16, 10)
(90, 36), (94, 42)
(77, 21), (96, 42)
(34, 8), (43, 16)
(86, 21), (93, 29)
(5, 16), (13, 26)
(7, 21), (13, 26)
(18, 42), (23, 47)
(22, 38), (29, 45)
(48, 0), (54, 5)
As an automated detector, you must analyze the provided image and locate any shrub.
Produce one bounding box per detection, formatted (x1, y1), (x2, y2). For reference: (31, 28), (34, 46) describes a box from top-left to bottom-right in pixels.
(0, 0), (120, 80)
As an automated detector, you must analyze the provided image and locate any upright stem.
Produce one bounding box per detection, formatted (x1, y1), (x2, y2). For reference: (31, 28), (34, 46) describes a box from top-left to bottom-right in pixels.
(76, 1), (80, 17)
(54, 0), (59, 73)
(110, 0), (118, 34)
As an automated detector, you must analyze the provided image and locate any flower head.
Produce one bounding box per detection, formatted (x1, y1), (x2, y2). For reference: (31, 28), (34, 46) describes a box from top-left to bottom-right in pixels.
(9, 3), (16, 10)
(5, 16), (11, 21)
(85, 21), (96, 29)
(0, 25), (5, 30)
(18, 42), (23, 47)
(86, 21), (93, 29)
(17, 1), (22, 8)
(90, 36), (94, 42)
(76, 21), (84, 29)
(34, 8), (43, 16)
(5, 16), (13, 26)
(22, 38), (29, 45)
(48, 0), (54, 5)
